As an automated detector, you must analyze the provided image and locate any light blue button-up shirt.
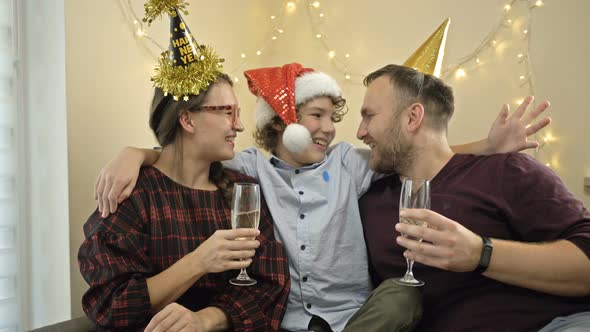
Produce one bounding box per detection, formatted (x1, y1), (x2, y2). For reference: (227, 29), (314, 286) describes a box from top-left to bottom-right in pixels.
(225, 142), (376, 332)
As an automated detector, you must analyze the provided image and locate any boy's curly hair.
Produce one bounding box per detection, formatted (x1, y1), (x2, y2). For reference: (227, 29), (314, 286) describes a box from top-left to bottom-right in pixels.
(253, 95), (347, 152)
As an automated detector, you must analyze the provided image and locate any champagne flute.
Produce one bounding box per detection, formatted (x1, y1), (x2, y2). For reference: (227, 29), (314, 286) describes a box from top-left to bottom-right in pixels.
(393, 178), (430, 287)
(229, 183), (261, 286)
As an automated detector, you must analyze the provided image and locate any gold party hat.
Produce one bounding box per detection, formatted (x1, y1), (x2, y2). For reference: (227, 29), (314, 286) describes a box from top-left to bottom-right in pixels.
(403, 18), (450, 78)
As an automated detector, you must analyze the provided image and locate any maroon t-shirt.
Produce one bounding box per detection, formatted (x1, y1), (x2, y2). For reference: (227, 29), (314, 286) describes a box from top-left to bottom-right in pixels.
(359, 153), (590, 332)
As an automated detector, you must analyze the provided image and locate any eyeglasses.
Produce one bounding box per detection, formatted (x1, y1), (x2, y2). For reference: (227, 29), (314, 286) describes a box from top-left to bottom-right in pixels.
(196, 104), (241, 128)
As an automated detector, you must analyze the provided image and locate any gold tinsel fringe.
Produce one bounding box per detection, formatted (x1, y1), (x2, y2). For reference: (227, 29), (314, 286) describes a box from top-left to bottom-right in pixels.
(143, 0), (189, 24)
(152, 48), (225, 100)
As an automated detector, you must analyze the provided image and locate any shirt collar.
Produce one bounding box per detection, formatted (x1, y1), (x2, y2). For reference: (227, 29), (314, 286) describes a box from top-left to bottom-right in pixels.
(269, 153), (327, 171)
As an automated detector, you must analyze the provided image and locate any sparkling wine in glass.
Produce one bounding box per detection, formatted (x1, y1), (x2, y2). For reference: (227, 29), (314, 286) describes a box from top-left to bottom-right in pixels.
(393, 178), (430, 287)
(229, 183), (260, 287)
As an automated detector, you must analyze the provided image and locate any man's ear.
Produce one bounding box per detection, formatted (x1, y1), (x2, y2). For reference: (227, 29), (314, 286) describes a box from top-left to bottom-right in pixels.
(406, 103), (425, 133)
(178, 111), (196, 134)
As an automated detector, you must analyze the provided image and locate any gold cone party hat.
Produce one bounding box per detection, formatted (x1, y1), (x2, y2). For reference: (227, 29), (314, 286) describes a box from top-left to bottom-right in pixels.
(403, 18), (450, 78)
(143, 0), (224, 101)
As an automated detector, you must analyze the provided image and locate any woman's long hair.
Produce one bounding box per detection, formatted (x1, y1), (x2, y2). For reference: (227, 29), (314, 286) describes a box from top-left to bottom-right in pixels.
(149, 74), (234, 205)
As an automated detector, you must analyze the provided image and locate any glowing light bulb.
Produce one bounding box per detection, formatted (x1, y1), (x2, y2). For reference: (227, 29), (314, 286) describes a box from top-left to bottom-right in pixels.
(328, 50), (336, 58)
(504, 4), (512, 11)
(535, 0), (543, 7)
(345, 74), (351, 80)
(240, 53), (246, 59)
(270, 15), (276, 20)
(544, 133), (555, 142)
(256, 50), (262, 56)
(345, 53), (350, 58)
(455, 68), (466, 79)
(316, 34), (322, 39)
(286, 2), (296, 11)
(312, 1), (320, 8)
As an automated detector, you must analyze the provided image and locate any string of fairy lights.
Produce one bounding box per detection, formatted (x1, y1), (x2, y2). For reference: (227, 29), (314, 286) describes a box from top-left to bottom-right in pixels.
(118, 0), (165, 55)
(304, 1), (359, 82)
(224, 0), (294, 82)
(118, 0), (555, 166)
(117, 0), (292, 84)
(441, 0), (541, 103)
(437, 0), (554, 164)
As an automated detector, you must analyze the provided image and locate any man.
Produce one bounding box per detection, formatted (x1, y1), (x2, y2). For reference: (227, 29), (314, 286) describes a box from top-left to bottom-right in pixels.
(357, 64), (590, 331)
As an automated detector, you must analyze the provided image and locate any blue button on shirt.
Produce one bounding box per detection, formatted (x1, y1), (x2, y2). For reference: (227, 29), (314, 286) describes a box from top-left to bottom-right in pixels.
(225, 142), (377, 332)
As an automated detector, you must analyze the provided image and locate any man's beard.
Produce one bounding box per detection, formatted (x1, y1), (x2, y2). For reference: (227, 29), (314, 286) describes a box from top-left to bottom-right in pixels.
(371, 121), (415, 175)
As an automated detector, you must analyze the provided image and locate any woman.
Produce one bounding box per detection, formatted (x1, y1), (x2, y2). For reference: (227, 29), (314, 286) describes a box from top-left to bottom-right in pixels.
(78, 75), (290, 331)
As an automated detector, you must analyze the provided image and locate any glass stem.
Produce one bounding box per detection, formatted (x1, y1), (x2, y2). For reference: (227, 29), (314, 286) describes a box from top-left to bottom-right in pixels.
(236, 268), (251, 280)
(404, 256), (415, 279)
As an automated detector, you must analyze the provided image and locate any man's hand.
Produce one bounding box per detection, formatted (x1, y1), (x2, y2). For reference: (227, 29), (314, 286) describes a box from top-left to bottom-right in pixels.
(395, 209), (483, 272)
(145, 303), (206, 332)
(487, 96), (551, 154)
(191, 229), (261, 275)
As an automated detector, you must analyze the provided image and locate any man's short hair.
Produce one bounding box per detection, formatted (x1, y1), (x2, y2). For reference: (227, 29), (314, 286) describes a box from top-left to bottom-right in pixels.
(364, 64), (455, 131)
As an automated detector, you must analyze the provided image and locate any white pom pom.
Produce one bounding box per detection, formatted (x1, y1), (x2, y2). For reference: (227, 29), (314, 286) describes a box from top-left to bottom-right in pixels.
(282, 123), (312, 153)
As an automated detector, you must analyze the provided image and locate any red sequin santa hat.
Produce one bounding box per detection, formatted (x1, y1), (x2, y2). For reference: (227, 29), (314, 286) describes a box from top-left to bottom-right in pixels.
(244, 63), (342, 153)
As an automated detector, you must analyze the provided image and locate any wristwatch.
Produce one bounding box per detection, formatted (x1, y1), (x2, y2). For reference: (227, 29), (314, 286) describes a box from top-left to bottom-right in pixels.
(474, 235), (493, 274)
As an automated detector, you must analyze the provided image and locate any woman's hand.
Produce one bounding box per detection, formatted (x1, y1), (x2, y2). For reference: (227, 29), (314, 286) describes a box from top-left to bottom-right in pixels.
(191, 229), (261, 275)
(145, 303), (206, 332)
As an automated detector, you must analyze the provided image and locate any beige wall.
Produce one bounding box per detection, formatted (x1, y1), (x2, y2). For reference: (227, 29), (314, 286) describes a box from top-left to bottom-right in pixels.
(65, 0), (590, 317)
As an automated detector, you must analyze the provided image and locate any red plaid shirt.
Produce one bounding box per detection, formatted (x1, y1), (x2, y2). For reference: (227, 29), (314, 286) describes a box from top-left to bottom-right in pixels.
(78, 167), (290, 331)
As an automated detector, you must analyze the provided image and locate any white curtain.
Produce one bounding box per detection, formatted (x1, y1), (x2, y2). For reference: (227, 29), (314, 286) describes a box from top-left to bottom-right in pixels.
(0, 0), (18, 331)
